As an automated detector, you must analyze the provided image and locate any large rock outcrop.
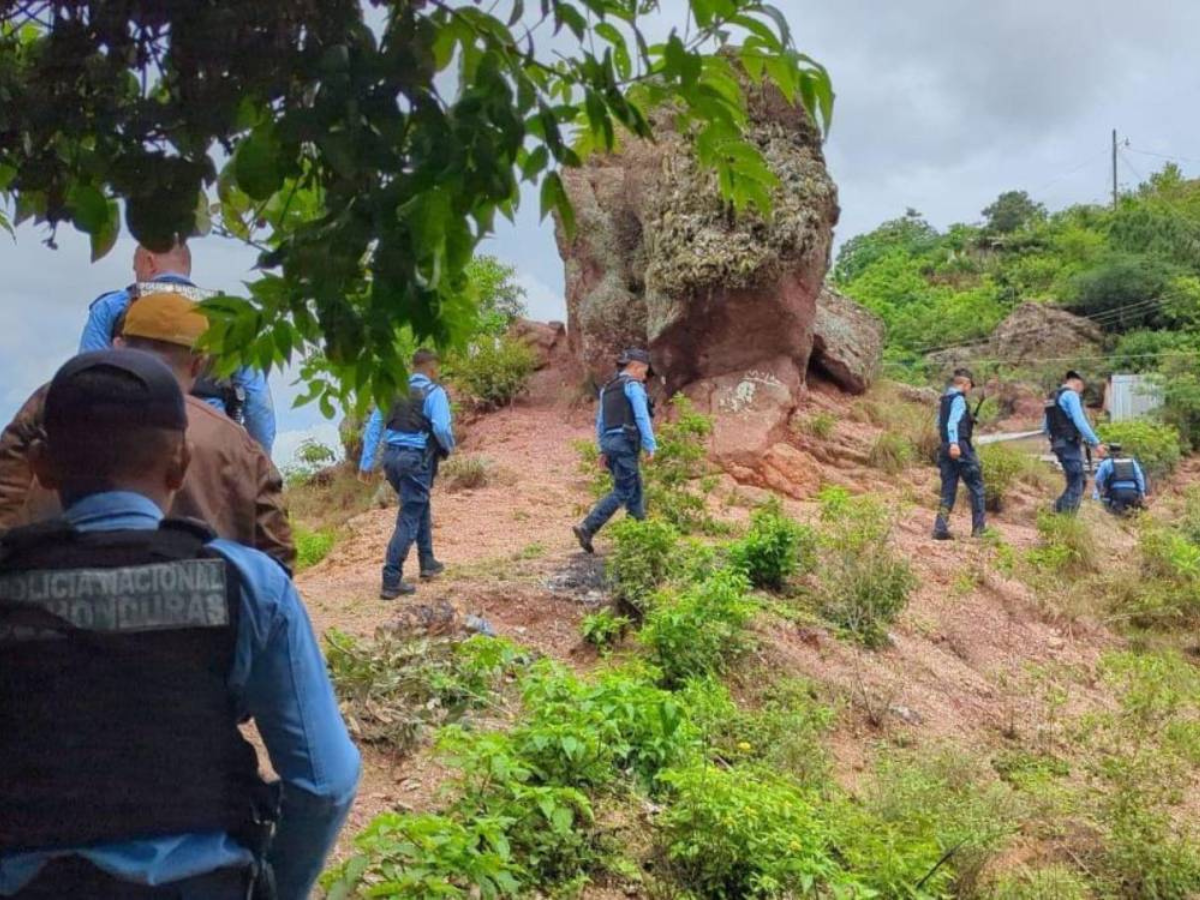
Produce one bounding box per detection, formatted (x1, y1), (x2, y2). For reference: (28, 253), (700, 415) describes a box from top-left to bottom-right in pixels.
(811, 286), (885, 394)
(555, 75), (841, 397)
(928, 302), (1104, 373)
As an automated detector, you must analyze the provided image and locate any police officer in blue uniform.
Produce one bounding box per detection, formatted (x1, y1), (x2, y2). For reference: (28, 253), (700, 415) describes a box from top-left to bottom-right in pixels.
(933, 368), (987, 540)
(1044, 370), (1105, 515)
(0, 350), (360, 899)
(79, 241), (277, 454)
(574, 348), (657, 554)
(1093, 443), (1147, 516)
(358, 348), (456, 599)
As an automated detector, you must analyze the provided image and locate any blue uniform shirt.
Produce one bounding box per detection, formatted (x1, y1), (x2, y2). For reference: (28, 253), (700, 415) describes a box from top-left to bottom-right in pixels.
(0, 492), (361, 900)
(1093, 457), (1147, 500)
(1043, 388), (1101, 447)
(79, 274), (277, 454)
(596, 378), (657, 455)
(358, 373), (455, 472)
(940, 388), (968, 445)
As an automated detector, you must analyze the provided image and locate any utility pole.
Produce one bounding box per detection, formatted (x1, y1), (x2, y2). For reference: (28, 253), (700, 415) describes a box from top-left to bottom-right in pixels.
(1112, 128), (1119, 209)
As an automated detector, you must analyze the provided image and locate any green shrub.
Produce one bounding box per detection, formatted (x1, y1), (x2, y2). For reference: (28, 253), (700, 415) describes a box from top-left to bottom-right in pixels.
(977, 443), (1026, 512)
(1158, 353), (1200, 451)
(438, 729), (599, 885)
(579, 608), (630, 650)
(294, 524), (336, 570)
(867, 430), (915, 474)
(681, 677), (834, 788)
(643, 394), (720, 534)
(283, 437), (338, 485)
(655, 763), (850, 897)
(514, 664), (701, 788)
(1028, 512), (1098, 576)
(816, 492), (916, 647)
(322, 811), (522, 898)
(729, 500), (816, 590)
(640, 569), (755, 688)
(441, 453), (493, 491)
(837, 750), (1021, 898)
(573, 439), (611, 499)
(986, 865), (1092, 900)
(1131, 524), (1200, 627)
(449, 335), (537, 409)
(1080, 651), (1200, 898)
(606, 517), (681, 612)
(1097, 418), (1182, 481)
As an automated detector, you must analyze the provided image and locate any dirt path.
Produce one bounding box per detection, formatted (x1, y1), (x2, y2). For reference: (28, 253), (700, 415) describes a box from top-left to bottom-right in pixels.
(293, 392), (1154, 869)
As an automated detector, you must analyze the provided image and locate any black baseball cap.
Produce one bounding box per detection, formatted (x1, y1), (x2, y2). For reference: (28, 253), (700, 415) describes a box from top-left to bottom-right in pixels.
(44, 349), (188, 437)
(618, 347), (655, 376)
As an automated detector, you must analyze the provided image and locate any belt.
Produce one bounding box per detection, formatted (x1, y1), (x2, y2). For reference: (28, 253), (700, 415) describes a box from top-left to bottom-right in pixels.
(14, 857), (256, 899)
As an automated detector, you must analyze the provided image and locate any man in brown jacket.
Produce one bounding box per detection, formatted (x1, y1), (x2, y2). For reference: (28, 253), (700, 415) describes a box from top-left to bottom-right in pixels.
(0, 291), (295, 569)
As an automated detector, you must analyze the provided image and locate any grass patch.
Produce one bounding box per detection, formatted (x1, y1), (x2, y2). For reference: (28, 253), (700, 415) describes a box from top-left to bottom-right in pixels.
(441, 453), (494, 491)
(867, 431), (915, 475)
(295, 524), (336, 570)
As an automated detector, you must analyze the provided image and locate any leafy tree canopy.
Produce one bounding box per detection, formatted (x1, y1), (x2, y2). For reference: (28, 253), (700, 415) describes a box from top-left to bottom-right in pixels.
(835, 167), (1200, 382)
(0, 0), (832, 414)
(981, 189), (1046, 234)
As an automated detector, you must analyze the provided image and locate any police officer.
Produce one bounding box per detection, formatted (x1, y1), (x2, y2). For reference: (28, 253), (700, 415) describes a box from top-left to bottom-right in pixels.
(78, 240), (277, 454)
(0, 349), (359, 899)
(1044, 370), (1105, 515)
(574, 348), (657, 554)
(358, 348), (455, 599)
(1093, 443), (1147, 515)
(933, 368), (987, 540)
(0, 292), (295, 569)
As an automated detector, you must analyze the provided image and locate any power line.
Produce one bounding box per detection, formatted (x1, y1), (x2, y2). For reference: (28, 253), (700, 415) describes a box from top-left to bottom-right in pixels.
(1126, 146), (1200, 166)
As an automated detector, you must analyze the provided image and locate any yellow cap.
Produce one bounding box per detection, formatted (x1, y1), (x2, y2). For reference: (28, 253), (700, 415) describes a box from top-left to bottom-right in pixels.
(121, 291), (208, 348)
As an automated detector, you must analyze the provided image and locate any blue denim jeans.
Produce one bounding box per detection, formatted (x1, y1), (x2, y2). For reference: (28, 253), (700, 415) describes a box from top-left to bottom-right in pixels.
(382, 446), (435, 587)
(934, 444), (986, 535)
(1053, 442), (1087, 515)
(582, 434), (644, 535)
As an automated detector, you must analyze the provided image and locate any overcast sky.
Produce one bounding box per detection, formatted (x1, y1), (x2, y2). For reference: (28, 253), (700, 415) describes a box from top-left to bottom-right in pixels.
(2, 0), (1197, 466)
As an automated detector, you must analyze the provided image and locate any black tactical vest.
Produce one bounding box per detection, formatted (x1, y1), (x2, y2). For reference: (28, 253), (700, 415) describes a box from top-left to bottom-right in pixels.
(386, 382), (437, 435)
(1111, 458), (1138, 485)
(0, 519), (274, 854)
(937, 391), (974, 447)
(1045, 388), (1081, 443)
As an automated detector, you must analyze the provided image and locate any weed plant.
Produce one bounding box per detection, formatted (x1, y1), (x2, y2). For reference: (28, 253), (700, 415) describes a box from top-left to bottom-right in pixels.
(729, 499), (816, 590)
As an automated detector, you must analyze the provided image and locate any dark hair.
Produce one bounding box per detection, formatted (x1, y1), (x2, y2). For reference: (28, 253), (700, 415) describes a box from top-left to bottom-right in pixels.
(45, 368), (183, 491)
(1064, 369), (1083, 382)
(952, 367), (975, 385)
(412, 348), (439, 368)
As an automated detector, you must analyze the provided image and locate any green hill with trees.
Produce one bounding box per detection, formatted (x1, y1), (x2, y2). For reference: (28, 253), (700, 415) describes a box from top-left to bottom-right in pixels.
(834, 165), (1200, 428)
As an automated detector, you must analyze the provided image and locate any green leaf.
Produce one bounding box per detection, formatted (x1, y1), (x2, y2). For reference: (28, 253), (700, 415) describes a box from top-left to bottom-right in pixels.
(234, 126), (283, 201)
(539, 171), (574, 237)
(521, 145), (549, 182)
(68, 183), (108, 235)
(89, 199), (120, 262)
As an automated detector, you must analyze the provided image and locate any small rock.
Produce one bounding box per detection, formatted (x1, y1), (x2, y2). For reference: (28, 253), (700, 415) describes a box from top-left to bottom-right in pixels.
(889, 705), (924, 726)
(1048, 635), (1065, 651)
(464, 614), (497, 637)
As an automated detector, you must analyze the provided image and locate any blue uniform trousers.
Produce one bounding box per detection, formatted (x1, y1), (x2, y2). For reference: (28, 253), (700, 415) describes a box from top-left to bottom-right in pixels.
(934, 443), (986, 536)
(582, 434), (645, 535)
(382, 446), (436, 587)
(1053, 441), (1087, 515)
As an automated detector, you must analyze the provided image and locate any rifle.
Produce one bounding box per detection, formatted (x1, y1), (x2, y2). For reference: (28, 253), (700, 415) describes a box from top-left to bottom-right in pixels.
(1085, 443), (1094, 474)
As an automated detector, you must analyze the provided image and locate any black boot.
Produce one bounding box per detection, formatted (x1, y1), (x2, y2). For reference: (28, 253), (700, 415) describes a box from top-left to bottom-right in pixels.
(380, 581), (417, 600)
(420, 559), (446, 580)
(932, 515), (953, 541)
(573, 525), (595, 554)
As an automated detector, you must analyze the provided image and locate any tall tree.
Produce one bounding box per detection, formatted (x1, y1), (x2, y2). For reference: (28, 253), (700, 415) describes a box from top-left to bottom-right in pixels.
(0, 1), (832, 412)
(981, 190), (1046, 234)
